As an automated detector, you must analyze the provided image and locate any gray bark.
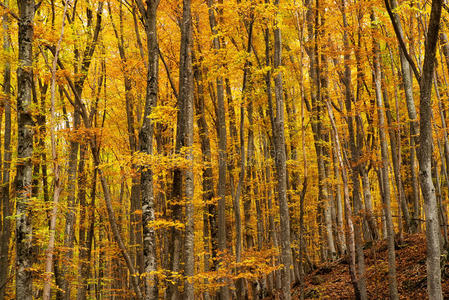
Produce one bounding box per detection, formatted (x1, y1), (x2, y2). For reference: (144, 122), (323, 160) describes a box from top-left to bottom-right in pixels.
(417, 1), (443, 298)
(42, 5), (69, 297)
(332, 148), (346, 254)
(178, 0), (194, 297)
(386, 0), (444, 296)
(193, 50), (214, 300)
(326, 102), (359, 299)
(372, 12), (399, 298)
(273, 0), (293, 297)
(205, 1), (230, 298)
(60, 4), (103, 297)
(389, 0), (420, 232)
(341, 0), (367, 297)
(135, 0), (160, 297)
(0, 2), (12, 298)
(15, 0), (35, 298)
(418, 6), (443, 297)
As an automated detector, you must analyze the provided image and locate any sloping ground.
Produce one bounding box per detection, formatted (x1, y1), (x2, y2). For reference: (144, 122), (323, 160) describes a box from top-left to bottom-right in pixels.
(294, 234), (449, 299)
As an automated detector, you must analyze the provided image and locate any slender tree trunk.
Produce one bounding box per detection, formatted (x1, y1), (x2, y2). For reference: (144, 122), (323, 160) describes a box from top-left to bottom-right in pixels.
(263, 24), (282, 292)
(372, 12), (399, 298)
(332, 147), (346, 254)
(178, 0), (194, 297)
(388, 0), (421, 233)
(273, 1), (293, 297)
(341, 1), (367, 297)
(416, 0), (443, 298)
(0, 2), (12, 298)
(60, 5), (104, 297)
(318, 10), (337, 260)
(387, 0), (444, 295)
(42, 4), (69, 297)
(326, 102), (360, 299)
(135, 1), (160, 297)
(205, 1), (230, 298)
(15, 0), (35, 298)
(193, 52), (214, 300)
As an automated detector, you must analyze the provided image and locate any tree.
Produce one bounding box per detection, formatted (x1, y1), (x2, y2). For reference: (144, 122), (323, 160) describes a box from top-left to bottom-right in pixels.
(371, 10), (398, 299)
(272, 0), (293, 298)
(135, 0), (160, 298)
(385, 0), (444, 298)
(177, 0), (195, 297)
(15, 0), (35, 298)
(0, 0), (12, 298)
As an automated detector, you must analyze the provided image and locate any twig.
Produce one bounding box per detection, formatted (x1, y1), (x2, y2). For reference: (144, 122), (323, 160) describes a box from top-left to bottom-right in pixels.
(0, 2), (18, 21)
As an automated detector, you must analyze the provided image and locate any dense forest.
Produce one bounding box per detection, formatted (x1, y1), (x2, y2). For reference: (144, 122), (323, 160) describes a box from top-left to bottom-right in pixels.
(0, 0), (448, 298)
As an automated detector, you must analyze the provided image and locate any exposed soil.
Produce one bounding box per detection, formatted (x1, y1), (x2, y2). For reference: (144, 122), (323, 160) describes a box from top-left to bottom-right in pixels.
(291, 234), (449, 299)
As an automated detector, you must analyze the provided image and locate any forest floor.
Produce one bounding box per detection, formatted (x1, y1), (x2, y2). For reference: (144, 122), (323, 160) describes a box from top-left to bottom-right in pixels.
(292, 233), (449, 299)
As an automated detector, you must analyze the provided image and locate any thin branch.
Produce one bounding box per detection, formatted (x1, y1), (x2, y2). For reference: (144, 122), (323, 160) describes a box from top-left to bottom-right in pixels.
(158, 47), (179, 99)
(384, 0), (422, 81)
(0, 2), (18, 21)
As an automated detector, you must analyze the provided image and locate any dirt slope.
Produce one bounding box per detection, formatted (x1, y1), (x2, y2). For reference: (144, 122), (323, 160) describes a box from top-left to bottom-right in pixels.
(293, 234), (449, 299)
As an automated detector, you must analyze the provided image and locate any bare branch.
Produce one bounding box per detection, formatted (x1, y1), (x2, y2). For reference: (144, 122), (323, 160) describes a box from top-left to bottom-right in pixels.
(0, 2), (18, 21)
(384, 0), (422, 82)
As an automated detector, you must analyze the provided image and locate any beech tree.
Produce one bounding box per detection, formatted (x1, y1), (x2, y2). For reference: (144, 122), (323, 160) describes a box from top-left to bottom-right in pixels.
(15, 0), (35, 299)
(1, 0), (449, 299)
(385, 0), (444, 298)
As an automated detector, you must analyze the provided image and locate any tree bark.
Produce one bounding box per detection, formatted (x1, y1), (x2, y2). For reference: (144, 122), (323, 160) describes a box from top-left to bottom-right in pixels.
(193, 50), (215, 300)
(60, 4), (103, 297)
(418, 1), (444, 297)
(372, 12), (399, 298)
(178, 0), (194, 297)
(15, 0), (35, 298)
(135, 0), (160, 297)
(272, 0), (293, 297)
(0, 2), (12, 298)
(341, 0), (367, 297)
(326, 101), (360, 299)
(205, 1), (230, 298)
(42, 3), (69, 297)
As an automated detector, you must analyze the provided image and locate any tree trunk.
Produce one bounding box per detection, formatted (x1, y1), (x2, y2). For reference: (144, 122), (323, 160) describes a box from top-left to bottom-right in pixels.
(273, 1), (293, 297)
(0, 2), (12, 298)
(205, 1), (230, 298)
(372, 12), (399, 298)
(326, 101), (360, 299)
(15, 0), (35, 298)
(135, 1), (160, 297)
(418, 1), (443, 296)
(193, 50), (215, 300)
(341, 0), (367, 297)
(60, 4), (104, 297)
(42, 5), (69, 297)
(178, 0), (194, 297)
(387, 0), (444, 296)
(388, 0), (420, 233)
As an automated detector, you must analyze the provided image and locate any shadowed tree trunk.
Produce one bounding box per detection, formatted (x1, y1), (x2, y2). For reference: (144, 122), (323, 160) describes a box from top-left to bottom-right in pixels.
(0, 1), (12, 298)
(388, 0), (420, 233)
(15, 0), (35, 299)
(134, 0), (160, 298)
(205, 1), (230, 298)
(386, 0), (443, 297)
(341, 0), (367, 297)
(327, 101), (360, 299)
(272, 0), (293, 297)
(178, 0), (194, 297)
(371, 11), (399, 299)
(60, 4), (104, 297)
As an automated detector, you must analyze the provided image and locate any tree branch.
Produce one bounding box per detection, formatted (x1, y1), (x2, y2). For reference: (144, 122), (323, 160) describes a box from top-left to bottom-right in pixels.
(0, 2), (18, 21)
(159, 47), (179, 99)
(384, 0), (421, 82)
